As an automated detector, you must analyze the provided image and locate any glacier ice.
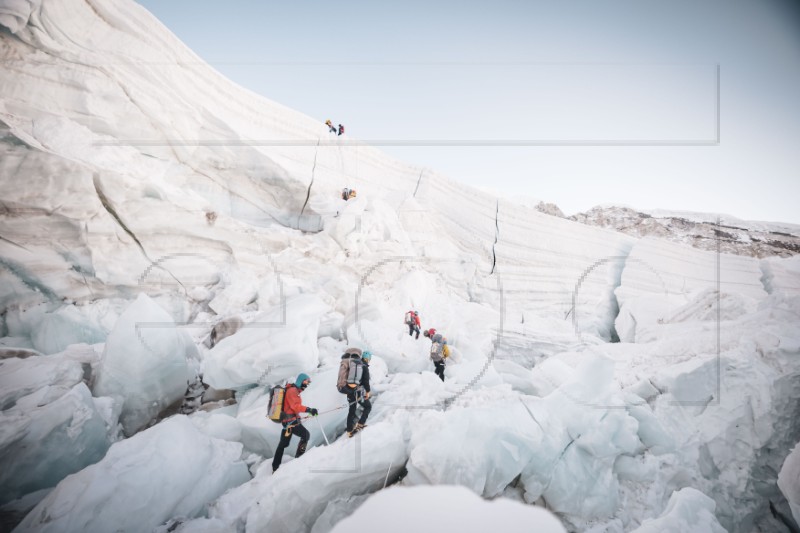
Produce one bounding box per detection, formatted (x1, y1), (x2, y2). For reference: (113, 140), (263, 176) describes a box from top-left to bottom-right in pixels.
(405, 402), (544, 498)
(202, 294), (329, 390)
(93, 293), (193, 436)
(15, 415), (249, 533)
(30, 305), (107, 355)
(0, 345), (114, 506)
(0, 0), (799, 531)
(0, 381), (110, 506)
(2, 303), (108, 355)
(310, 494), (369, 533)
(329, 485), (567, 533)
(205, 417), (408, 533)
(778, 442), (800, 525)
(630, 487), (726, 533)
(0, 351), (84, 411)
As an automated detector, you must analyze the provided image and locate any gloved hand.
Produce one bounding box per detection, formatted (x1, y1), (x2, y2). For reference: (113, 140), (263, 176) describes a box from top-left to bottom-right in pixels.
(307, 408), (319, 416)
(365, 391), (371, 399)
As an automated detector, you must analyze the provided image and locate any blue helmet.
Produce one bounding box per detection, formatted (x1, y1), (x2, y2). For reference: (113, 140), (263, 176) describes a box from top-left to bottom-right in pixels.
(362, 351), (372, 362)
(295, 373), (311, 389)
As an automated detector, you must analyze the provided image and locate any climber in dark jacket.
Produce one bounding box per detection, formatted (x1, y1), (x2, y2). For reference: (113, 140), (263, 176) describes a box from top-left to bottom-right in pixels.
(344, 351), (372, 437)
(272, 373), (318, 472)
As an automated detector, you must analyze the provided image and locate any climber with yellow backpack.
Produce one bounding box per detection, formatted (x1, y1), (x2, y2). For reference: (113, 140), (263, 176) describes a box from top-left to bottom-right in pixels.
(267, 374), (318, 472)
(424, 328), (450, 381)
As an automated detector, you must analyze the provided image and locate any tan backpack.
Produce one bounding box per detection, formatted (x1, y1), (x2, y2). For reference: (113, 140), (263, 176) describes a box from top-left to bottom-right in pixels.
(336, 348), (363, 391)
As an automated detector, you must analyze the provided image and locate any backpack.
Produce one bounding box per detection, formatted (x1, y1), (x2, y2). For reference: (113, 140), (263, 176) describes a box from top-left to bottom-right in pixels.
(442, 344), (451, 359)
(430, 342), (444, 362)
(266, 384), (286, 423)
(337, 349), (363, 391)
(404, 312), (413, 325)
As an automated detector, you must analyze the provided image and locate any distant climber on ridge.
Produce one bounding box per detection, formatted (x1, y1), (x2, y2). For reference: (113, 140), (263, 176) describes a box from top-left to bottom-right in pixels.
(405, 310), (421, 339)
(271, 373), (318, 473)
(325, 119), (336, 133)
(342, 188), (357, 201)
(338, 124), (345, 136)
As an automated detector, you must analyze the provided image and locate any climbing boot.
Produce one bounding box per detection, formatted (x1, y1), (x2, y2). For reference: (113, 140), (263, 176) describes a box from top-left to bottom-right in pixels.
(296, 440), (308, 458)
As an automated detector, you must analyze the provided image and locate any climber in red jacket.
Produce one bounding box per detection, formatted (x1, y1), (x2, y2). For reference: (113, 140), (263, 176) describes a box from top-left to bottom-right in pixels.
(272, 373), (318, 473)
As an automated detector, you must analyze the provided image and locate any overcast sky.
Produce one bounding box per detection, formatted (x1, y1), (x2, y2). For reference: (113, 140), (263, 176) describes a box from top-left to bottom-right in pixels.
(137, 0), (800, 223)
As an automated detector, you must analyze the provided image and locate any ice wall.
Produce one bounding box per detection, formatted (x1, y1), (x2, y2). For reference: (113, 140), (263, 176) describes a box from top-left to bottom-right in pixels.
(615, 237), (766, 342)
(0, 351), (111, 505)
(93, 294), (193, 436)
(15, 415), (249, 533)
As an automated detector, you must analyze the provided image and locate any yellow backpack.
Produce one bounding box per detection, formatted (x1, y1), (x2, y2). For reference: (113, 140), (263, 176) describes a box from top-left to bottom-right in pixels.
(266, 385), (286, 423)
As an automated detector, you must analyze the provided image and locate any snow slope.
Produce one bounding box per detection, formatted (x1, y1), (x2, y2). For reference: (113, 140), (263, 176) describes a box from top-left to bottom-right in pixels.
(1, 1), (800, 532)
(0, 0), (635, 341)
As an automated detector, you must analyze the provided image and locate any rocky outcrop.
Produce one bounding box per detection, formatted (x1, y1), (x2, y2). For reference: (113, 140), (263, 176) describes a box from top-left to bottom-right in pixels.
(571, 206), (800, 258)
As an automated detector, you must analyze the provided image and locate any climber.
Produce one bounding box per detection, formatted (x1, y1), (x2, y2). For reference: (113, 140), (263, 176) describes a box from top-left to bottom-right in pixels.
(325, 119), (336, 133)
(342, 188), (357, 201)
(424, 329), (449, 381)
(338, 123), (345, 136)
(337, 348), (372, 437)
(423, 328), (445, 344)
(271, 373), (318, 473)
(405, 310), (421, 339)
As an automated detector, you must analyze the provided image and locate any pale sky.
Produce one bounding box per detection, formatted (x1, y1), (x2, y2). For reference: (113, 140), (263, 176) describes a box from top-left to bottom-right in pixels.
(137, 0), (800, 224)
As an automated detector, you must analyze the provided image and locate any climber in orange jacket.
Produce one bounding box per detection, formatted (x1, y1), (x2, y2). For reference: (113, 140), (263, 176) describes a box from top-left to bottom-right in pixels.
(272, 373), (318, 473)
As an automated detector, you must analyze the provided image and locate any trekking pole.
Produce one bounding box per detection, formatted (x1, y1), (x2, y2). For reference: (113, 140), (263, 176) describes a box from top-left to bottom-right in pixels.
(383, 461), (393, 489)
(315, 415), (331, 446)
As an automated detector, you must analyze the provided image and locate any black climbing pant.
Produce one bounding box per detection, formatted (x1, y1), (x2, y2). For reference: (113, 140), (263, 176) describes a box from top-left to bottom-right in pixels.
(272, 422), (310, 471)
(434, 360), (445, 381)
(345, 389), (372, 432)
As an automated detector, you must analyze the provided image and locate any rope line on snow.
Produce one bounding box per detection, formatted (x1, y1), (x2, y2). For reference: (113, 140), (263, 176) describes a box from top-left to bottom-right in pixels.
(282, 395), (366, 425)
